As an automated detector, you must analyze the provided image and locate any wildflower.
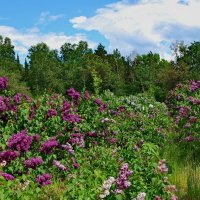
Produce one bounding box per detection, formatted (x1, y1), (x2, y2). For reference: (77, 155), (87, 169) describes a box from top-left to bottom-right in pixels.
(36, 174), (52, 186)
(67, 88), (81, 106)
(166, 185), (177, 192)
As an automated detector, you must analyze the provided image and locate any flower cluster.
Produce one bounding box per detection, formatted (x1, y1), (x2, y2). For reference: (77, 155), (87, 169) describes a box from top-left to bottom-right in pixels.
(0, 172), (14, 180)
(190, 80), (200, 92)
(47, 109), (57, 118)
(24, 157), (43, 169)
(62, 113), (82, 123)
(69, 134), (85, 147)
(67, 88), (81, 106)
(0, 150), (18, 163)
(188, 96), (200, 105)
(62, 142), (74, 154)
(0, 77), (8, 90)
(0, 96), (9, 112)
(133, 192), (147, 200)
(19, 180), (30, 190)
(0, 160), (7, 167)
(157, 159), (168, 174)
(40, 137), (58, 154)
(62, 99), (71, 112)
(99, 177), (115, 199)
(53, 160), (69, 171)
(36, 173), (52, 186)
(14, 93), (22, 104)
(115, 163), (133, 194)
(94, 98), (103, 106)
(7, 130), (33, 153)
(84, 90), (90, 100)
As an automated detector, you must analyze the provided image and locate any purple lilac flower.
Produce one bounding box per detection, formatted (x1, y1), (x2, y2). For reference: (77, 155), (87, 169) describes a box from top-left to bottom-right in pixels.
(14, 93), (22, 104)
(110, 138), (118, 144)
(188, 96), (200, 105)
(62, 113), (82, 123)
(0, 77), (8, 90)
(94, 98), (103, 106)
(62, 99), (71, 112)
(98, 104), (107, 112)
(84, 90), (90, 100)
(24, 157), (43, 169)
(47, 109), (57, 118)
(0, 96), (7, 112)
(190, 80), (200, 92)
(189, 116), (197, 123)
(115, 163), (133, 193)
(36, 174), (52, 186)
(0, 172), (14, 180)
(185, 135), (194, 142)
(67, 88), (81, 106)
(87, 131), (97, 138)
(8, 130), (33, 153)
(73, 163), (79, 169)
(0, 150), (18, 163)
(34, 134), (40, 143)
(40, 137), (58, 154)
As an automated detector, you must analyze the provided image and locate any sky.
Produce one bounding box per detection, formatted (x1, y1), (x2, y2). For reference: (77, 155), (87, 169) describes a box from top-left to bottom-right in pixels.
(0, 0), (200, 62)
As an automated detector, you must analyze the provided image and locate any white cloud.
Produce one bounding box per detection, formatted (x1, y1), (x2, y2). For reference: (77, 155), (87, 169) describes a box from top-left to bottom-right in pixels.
(70, 0), (200, 60)
(37, 12), (64, 25)
(0, 25), (97, 61)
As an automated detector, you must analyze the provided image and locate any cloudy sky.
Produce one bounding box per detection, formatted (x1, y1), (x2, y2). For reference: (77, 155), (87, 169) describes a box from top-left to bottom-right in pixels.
(0, 0), (200, 61)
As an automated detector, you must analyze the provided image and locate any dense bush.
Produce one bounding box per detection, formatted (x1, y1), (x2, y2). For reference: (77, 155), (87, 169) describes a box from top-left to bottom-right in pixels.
(0, 77), (177, 199)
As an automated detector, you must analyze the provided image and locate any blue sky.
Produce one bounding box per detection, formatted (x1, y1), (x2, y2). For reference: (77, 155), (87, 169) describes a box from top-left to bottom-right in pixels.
(0, 0), (200, 61)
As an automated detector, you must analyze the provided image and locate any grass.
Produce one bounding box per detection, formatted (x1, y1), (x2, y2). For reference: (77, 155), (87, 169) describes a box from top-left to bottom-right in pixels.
(163, 142), (200, 200)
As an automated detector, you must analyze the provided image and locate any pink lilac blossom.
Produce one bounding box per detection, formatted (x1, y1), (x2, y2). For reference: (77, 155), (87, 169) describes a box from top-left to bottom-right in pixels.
(190, 80), (200, 92)
(8, 130), (33, 153)
(53, 160), (69, 171)
(157, 159), (168, 174)
(67, 88), (81, 106)
(99, 177), (115, 199)
(62, 142), (74, 154)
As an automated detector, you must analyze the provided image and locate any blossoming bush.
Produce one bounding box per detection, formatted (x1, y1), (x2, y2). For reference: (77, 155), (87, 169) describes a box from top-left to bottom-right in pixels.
(165, 80), (200, 154)
(0, 77), (177, 199)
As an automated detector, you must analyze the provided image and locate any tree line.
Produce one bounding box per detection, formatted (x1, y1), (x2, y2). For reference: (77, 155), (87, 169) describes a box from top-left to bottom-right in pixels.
(0, 35), (199, 101)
